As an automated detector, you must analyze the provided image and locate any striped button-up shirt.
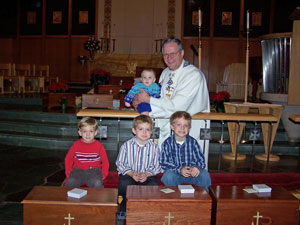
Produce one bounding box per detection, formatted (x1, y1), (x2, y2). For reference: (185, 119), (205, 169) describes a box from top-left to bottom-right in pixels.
(116, 137), (161, 175)
(159, 134), (206, 174)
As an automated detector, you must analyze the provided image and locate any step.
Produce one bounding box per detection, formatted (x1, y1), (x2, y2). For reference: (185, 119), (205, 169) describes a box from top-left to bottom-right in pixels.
(0, 109), (295, 156)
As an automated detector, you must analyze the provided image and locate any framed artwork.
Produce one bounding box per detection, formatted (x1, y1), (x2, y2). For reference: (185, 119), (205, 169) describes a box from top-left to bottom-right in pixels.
(244, 0), (270, 37)
(72, 0), (95, 35)
(79, 11), (89, 24)
(20, 0), (42, 35)
(52, 11), (62, 24)
(214, 0), (240, 37)
(184, 0), (210, 37)
(27, 11), (36, 24)
(251, 12), (262, 26)
(222, 12), (232, 26)
(192, 11), (198, 26)
(46, 0), (68, 35)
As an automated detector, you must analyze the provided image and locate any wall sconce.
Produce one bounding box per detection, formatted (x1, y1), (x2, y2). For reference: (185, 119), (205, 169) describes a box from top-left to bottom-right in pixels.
(78, 55), (88, 66)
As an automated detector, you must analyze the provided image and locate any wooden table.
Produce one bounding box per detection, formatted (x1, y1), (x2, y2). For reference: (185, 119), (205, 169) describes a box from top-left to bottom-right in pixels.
(209, 185), (299, 225)
(224, 102), (283, 162)
(126, 185), (212, 225)
(22, 186), (118, 225)
(290, 114), (300, 123)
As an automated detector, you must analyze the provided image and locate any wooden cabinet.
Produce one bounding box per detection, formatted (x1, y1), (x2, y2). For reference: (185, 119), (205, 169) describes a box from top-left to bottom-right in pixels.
(210, 185), (299, 225)
(126, 185), (212, 225)
(22, 186), (118, 225)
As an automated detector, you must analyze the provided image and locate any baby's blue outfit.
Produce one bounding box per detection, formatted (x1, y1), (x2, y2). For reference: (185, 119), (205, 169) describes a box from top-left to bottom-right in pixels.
(124, 82), (161, 113)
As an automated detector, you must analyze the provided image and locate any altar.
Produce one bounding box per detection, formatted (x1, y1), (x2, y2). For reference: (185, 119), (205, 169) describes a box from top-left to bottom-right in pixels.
(223, 102), (284, 162)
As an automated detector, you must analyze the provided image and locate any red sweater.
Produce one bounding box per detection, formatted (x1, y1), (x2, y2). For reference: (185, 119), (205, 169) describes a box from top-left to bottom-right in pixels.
(65, 139), (109, 180)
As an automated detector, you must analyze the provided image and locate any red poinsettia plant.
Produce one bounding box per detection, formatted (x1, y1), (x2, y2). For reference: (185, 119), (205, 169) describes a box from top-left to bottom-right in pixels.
(90, 69), (112, 86)
(48, 81), (69, 92)
(212, 91), (230, 112)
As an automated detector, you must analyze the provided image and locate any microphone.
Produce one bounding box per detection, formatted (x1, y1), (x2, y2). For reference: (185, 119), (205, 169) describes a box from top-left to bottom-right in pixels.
(190, 45), (198, 56)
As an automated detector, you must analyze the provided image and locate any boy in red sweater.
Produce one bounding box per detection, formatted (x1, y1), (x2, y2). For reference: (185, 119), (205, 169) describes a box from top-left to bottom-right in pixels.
(64, 117), (109, 188)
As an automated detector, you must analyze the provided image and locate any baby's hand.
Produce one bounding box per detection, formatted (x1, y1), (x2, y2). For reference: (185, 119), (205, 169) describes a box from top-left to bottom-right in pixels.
(125, 102), (131, 107)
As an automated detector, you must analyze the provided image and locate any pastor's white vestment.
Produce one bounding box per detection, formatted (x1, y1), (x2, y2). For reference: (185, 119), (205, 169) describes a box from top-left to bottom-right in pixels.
(150, 60), (211, 167)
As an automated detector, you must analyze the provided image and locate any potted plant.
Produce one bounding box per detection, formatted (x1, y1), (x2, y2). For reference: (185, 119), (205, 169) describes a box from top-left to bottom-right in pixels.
(212, 91), (230, 113)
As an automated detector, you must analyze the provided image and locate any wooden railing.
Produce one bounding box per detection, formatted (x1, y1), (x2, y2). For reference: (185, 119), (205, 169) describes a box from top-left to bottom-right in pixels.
(77, 109), (278, 169)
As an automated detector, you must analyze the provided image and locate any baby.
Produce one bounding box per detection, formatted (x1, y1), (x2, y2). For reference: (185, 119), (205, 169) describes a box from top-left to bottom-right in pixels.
(124, 68), (161, 115)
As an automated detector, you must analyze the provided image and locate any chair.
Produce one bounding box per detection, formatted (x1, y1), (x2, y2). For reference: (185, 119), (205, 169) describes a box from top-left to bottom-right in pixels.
(33, 64), (50, 93)
(0, 63), (12, 94)
(13, 63), (31, 93)
(216, 63), (246, 100)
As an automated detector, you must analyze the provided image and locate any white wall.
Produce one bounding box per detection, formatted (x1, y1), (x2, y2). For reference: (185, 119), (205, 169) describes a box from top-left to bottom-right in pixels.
(98, 0), (182, 54)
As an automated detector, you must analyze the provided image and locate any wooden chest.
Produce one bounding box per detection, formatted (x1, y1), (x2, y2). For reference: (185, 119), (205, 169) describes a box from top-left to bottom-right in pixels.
(126, 185), (212, 225)
(22, 186), (118, 225)
(82, 94), (113, 109)
(44, 92), (76, 110)
(210, 185), (299, 225)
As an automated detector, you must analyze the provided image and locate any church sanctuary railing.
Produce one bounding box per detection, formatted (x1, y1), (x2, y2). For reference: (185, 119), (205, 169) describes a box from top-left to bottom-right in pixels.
(77, 109), (278, 171)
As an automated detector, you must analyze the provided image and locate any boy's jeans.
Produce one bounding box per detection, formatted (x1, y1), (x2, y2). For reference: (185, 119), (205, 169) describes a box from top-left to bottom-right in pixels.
(161, 169), (211, 192)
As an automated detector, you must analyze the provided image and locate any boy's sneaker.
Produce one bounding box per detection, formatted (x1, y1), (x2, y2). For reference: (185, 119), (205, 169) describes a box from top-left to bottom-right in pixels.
(117, 211), (126, 221)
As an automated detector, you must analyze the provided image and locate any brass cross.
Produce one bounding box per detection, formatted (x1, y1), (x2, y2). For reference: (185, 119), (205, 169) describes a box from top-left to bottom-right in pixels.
(253, 211), (263, 225)
(163, 212), (174, 225)
(63, 213), (75, 225)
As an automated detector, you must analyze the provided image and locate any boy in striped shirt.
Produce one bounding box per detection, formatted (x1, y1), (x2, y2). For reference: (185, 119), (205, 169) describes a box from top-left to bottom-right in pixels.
(116, 115), (161, 214)
(64, 117), (109, 188)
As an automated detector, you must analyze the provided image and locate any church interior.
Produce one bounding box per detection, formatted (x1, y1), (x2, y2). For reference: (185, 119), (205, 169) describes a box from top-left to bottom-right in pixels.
(0, 0), (300, 224)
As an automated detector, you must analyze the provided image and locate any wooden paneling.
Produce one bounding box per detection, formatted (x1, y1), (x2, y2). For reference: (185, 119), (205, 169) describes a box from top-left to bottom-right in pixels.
(19, 38), (43, 64)
(0, 38), (16, 62)
(70, 37), (89, 83)
(44, 38), (70, 82)
(288, 20), (300, 105)
(183, 37), (261, 91)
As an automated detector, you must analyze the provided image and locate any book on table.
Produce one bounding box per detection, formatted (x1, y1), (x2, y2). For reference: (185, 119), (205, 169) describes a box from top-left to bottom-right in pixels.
(67, 188), (87, 198)
(252, 184), (272, 193)
(178, 185), (195, 194)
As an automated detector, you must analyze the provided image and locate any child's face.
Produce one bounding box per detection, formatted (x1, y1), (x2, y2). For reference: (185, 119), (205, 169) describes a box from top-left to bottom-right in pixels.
(171, 117), (190, 141)
(132, 122), (152, 145)
(78, 125), (98, 143)
(141, 71), (156, 87)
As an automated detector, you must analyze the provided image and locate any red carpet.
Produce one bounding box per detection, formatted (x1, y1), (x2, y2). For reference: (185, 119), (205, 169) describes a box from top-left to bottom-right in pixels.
(104, 172), (300, 190)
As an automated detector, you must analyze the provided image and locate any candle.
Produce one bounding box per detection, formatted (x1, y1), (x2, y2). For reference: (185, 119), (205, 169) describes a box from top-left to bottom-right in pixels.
(198, 9), (202, 27)
(247, 10), (249, 29)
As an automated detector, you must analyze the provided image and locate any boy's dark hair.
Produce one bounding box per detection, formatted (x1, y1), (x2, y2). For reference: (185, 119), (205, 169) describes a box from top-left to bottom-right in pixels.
(133, 115), (153, 130)
(170, 111), (192, 128)
(78, 117), (98, 131)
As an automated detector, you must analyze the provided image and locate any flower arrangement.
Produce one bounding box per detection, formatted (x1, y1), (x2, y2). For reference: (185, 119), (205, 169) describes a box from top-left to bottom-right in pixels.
(48, 81), (69, 92)
(90, 69), (112, 86)
(212, 91), (230, 112)
(84, 37), (100, 59)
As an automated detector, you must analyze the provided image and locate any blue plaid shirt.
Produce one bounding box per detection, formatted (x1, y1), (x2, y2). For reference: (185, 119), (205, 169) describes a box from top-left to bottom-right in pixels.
(159, 134), (206, 174)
